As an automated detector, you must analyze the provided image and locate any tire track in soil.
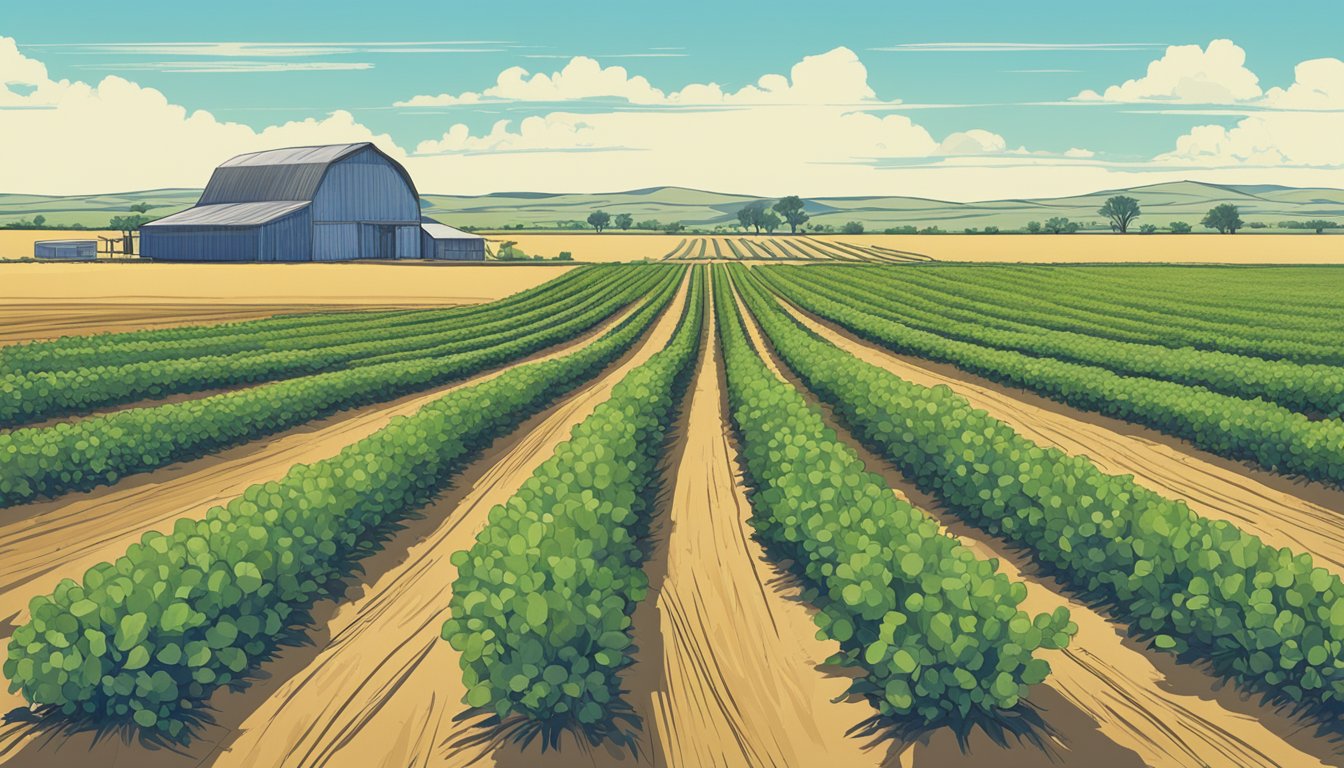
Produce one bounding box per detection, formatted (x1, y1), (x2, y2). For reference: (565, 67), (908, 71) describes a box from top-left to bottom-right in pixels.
(735, 281), (1344, 768)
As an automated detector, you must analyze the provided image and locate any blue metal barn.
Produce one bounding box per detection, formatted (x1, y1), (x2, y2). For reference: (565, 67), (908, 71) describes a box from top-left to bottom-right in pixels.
(141, 143), (424, 262)
(420, 220), (486, 260)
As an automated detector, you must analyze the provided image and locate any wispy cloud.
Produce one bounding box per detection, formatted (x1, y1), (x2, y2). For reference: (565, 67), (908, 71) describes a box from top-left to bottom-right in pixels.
(74, 61), (374, 73)
(28, 41), (509, 56)
(521, 53), (688, 59)
(871, 42), (1165, 52)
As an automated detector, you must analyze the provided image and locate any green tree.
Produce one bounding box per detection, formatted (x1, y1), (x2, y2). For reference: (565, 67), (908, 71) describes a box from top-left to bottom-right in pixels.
(586, 210), (612, 233)
(1098, 195), (1141, 233)
(129, 202), (152, 214)
(108, 214), (151, 231)
(614, 213), (634, 231)
(1169, 221), (1192, 234)
(636, 219), (662, 230)
(662, 221), (685, 234)
(1043, 217), (1077, 234)
(772, 195), (810, 233)
(1026, 220), (1042, 234)
(1202, 204), (1243, 234)
(736, 201), (769, 234)
(841, 221), (865, 234)
(1139, 224), (1158, 234)
(32, 214), (45, 227)
(761, 210), (782, 234)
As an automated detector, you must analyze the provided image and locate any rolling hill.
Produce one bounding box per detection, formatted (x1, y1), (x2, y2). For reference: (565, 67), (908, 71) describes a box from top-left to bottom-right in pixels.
(3, 181), (1343, 232)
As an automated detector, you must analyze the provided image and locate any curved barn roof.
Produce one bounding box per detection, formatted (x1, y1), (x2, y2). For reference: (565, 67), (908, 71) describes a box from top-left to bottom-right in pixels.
(197, 142), (417, 206)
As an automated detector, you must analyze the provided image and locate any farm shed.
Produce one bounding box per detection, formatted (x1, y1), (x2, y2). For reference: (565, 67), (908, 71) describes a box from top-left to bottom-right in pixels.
(142, 143), (423, 262)
(33, 240), (97, 260)
(421, 220), (485, 260)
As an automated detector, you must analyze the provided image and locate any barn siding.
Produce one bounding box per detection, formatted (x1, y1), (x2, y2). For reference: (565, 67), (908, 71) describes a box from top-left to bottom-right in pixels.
(313, 223), (360, 261)
(395, 225), (420, 259)
(421, 233), (485, 260)
(142, 226), (260, 261)
(259, 209), (313, 262)
(312, 147), (420, 224)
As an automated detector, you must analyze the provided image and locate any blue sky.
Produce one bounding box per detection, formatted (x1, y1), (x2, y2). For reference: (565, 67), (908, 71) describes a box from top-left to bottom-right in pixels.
(3, 0), (1343, 198)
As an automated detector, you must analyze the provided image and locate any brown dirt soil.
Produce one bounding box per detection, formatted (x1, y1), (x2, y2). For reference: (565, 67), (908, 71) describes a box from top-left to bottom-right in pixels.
(0, 302), (646, 764)
(731, 282), (1344, 768)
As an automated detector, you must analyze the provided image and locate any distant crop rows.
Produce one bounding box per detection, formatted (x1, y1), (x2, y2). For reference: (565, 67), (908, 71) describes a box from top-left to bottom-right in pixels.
(0, 266), (678, 505)
(660, 236), (932, 263)
(760, 266), (1344, 487)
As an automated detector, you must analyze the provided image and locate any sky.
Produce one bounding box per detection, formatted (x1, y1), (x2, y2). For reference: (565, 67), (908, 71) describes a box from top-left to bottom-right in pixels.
(2, 0), (1343, 200)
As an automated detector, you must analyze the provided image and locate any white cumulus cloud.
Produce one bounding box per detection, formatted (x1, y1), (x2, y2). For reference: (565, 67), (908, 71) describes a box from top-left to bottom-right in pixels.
(1074, 39), (1262, 103)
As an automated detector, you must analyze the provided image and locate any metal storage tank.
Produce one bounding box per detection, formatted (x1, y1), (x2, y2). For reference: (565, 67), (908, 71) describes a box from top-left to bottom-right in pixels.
(33, 240), (97, 260)
(141, 143), (422, 262)
(420, 221), (486, 260)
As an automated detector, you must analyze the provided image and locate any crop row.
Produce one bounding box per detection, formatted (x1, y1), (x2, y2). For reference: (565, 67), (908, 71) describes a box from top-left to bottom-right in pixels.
(869, 266), (1344, 365)
(782, 266), (1344, 416)
(1, 268), (600, 374)
(445, 267), (705, 744)
(760, 268), (1344, 487)
(734, 265), (1344, 712)
(1020, 265), (1344, 324)
(0, 267), (633, 427)
(0, 267), (680, 507)
(714, 268), (1071, 727)
(2, 265), (687, 737)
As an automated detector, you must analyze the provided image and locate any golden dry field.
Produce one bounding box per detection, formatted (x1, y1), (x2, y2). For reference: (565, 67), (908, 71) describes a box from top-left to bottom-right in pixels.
(493, 231), (1344, 263)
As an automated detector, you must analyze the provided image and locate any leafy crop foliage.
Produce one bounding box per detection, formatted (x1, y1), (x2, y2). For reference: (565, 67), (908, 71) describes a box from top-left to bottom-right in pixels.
(0, 267), (630, 426)
(715, 267), (1071, 730)
(736, 265), (1344, 714)
(0, 268), (597, 375)
(848, 265), (1344, 366)
(444, 267), (705, 748)
(3, 267), (687, 737)
(785, 266), (1344, 416)
(760, 268), (1344, 488)
(0, 267), (671, 506)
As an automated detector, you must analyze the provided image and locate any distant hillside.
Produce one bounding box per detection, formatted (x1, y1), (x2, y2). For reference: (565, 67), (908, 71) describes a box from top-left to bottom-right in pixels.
(4, 181), (1344, 232)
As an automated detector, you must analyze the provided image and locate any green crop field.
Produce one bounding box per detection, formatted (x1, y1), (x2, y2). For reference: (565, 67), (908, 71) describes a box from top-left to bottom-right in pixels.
(1, 262), (1342, 766)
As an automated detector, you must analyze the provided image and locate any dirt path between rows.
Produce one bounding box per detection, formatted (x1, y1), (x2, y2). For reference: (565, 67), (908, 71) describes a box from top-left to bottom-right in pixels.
(538, 272), (890, 767)
(0, 301), (647, 760)
(731, 282), (1344, 768)
(771, 294), (1344, 576)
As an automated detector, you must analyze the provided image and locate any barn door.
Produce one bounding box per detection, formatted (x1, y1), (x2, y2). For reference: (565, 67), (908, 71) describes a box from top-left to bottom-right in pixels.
(379, 225), (396, 259)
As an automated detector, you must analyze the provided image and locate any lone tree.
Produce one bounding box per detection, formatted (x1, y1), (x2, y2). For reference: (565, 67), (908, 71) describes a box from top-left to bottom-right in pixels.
(736, 201), (769, 234)
(1026, 220), (1042, 234)
(842, 221), (864, 234)
(1099, 195), (1141, 233)
(772, 195), (810, 233)
(1169, 221), (1193, 234)
(587, 210), (612, 233)
(614, 213), (633, 231)
(1202, 204), (1243, 234)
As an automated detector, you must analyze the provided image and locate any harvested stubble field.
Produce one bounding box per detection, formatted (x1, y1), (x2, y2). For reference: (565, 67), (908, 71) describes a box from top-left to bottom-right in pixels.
(0, 262), (1342, 768)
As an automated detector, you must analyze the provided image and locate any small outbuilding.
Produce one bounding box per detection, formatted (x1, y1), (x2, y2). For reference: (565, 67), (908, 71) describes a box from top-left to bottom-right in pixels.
(141, 143), (427, 262)
(420, 219), (485, 261)
(34, 240), (97, 261)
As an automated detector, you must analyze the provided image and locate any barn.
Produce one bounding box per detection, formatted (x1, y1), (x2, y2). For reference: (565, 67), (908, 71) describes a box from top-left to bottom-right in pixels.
(141, 143), (424, 262)
(421, 220), (485, 260)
